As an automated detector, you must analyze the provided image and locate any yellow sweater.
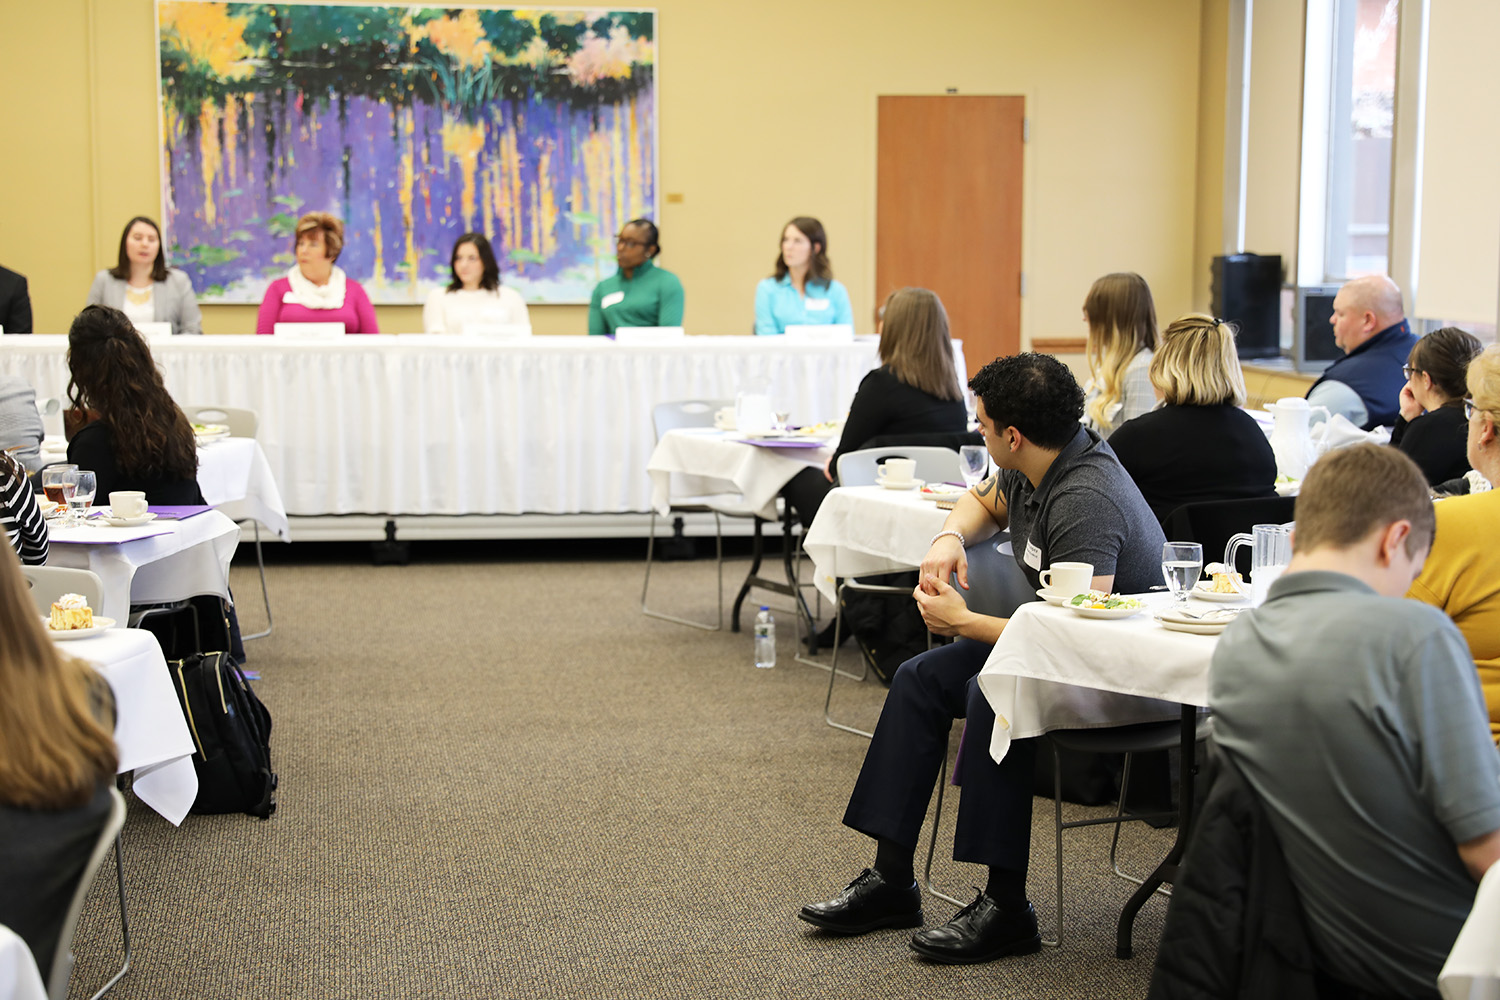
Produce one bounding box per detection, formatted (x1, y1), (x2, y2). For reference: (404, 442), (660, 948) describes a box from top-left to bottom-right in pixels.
(1409, 489), (1500, 744)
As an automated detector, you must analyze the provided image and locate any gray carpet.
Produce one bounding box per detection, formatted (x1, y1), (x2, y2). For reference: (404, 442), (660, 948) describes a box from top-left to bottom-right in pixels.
(64, 542), (1172, 998)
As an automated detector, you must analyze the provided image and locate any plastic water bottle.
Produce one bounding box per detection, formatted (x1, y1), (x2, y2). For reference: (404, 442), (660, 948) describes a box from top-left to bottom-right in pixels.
(753, 606), (776, 669)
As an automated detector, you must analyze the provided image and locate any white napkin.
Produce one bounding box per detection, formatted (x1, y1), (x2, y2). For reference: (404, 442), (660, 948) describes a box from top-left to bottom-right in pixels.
(1316, 413), (1390, 455)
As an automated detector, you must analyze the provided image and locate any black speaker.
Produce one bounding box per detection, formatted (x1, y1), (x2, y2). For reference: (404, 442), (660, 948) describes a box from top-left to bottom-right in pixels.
(1211, 254), (1283, 360)
(1293, 285), (1342, 372)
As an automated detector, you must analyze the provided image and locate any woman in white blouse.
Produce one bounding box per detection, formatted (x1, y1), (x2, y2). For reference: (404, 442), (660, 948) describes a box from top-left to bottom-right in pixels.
(1081, 272), (1158, 437)
(423, 233), (529, 335)
(85, 216), (202, 335)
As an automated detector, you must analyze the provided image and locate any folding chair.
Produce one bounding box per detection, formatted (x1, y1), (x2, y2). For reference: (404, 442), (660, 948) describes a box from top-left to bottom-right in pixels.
(21, 566), (105, 618)
(47, 786), (130, 1000)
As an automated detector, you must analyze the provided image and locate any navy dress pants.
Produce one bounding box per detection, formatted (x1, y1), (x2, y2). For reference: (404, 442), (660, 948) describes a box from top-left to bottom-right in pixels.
(842, 639), (1038, 873)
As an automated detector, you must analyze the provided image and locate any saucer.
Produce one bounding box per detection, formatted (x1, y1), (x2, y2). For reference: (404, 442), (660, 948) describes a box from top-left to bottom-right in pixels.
(880, 478), (923, 491)
(101, 512), (157, 527)
(1035, 588), (1069, 606)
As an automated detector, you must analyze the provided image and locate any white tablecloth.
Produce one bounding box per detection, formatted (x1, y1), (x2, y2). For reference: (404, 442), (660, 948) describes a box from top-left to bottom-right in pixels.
(1441, 861), (1500, 999)
(801, 485), (952, 600)
(976, 593), (1216, 761)
(0, 926), (46, 1000)
(196, 437), (290, 540)
(73, 629), (198, 826)
(2, 335), (916, 516)
(46, 511), (241, 622)
(646, 428), (833, 520)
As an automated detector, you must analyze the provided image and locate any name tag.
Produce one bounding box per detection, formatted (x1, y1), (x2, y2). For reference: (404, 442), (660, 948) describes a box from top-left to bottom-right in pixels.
(1023, 539), (1043, 570)
(805, 298), (830, 312)
(601, 291), (625, 309)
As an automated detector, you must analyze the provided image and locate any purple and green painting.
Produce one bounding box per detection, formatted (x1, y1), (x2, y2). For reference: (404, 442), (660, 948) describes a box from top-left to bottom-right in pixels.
(156, 2), (657, 304)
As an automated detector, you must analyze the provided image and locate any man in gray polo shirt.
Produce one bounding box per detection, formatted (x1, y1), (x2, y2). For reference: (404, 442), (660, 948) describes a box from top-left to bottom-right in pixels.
(798, 353), (1165, 963)
(1212, 444), (1500, 998)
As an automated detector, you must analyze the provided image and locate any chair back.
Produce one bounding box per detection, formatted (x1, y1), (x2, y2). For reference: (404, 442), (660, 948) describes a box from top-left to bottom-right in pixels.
(21, 567), (105, 619)
(46, 786), (126, 1000)
(651, 399), (732, 440)
(183, 405), (258, 438)
(837, 446), (962, 487)
(961, 533), (1035, 619)
(1160, 496), (1297, 577)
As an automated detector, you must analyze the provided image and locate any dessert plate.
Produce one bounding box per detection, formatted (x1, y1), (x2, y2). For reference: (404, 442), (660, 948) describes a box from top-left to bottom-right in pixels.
(1192, 582), (1248, 602)
(41, 616), (117, 640)
(1156, 617), (1229, 636)
(1069, 603), (1144, 620)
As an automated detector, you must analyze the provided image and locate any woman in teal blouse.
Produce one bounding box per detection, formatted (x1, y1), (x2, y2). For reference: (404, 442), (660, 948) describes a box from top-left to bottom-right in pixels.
(587, 219), (684, 336)
(753, 217), (853, 336)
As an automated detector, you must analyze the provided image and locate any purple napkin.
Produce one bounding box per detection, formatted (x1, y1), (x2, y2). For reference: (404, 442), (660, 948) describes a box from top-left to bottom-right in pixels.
(147, 505), (214, 520)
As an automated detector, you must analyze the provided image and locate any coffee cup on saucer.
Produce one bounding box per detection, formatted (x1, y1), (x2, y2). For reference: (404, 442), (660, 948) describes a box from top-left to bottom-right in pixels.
(876, 458), (918, 487)
(1038, 561), (1094, 599)
(109, 491), (148, 519)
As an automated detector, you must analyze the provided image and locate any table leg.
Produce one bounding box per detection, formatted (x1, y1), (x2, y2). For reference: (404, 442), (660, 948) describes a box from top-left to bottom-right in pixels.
(1115, 705), (1198, 959)
(729, 509), (815, 641)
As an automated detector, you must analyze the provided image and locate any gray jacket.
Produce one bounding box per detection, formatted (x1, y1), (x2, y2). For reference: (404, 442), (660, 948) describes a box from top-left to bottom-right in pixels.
(86, 269), (203, 335)
(0, 376), (44, 472)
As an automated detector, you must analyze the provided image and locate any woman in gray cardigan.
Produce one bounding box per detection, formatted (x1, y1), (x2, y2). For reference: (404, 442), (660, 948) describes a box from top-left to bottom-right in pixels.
(85, 216), (202, 335)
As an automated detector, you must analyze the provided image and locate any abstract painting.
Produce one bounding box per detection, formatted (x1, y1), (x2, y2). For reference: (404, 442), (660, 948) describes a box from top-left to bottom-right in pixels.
(156, 2), (657, 304)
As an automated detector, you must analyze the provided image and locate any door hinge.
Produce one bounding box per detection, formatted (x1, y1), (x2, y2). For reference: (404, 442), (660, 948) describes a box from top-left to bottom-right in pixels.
(1022, 117), (1030, 143)
(1019, 272), (1027, 297)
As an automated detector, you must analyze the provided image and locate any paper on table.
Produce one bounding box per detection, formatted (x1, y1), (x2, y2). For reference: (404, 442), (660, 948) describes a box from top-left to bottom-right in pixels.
(47, 523), (174, 544)
(148, 505), (215, 520)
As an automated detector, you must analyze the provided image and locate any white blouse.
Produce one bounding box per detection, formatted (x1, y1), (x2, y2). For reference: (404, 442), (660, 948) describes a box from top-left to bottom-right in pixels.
(121, 285), (156, 328)
(422, 286), (530, 334)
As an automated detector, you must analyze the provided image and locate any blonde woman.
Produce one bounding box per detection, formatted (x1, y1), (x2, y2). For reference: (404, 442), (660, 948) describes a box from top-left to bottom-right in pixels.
(1082, 272), (1157, 436)
(0, 538), (118, 976)
(1107, 314), (1276, 519)
(1409, 344), (1500, 745)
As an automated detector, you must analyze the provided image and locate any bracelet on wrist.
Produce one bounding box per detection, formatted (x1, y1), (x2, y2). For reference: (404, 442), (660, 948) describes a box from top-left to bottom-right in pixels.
(930, 529), (966, 548)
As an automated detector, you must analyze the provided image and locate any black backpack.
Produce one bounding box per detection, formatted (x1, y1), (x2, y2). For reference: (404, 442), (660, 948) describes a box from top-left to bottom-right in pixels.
(136, 597), (277, 819)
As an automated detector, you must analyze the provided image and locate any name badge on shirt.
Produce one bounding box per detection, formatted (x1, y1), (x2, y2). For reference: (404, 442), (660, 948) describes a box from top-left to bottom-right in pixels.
(601, 291), (625, 309)
(1023, 539), (1043, 571)
(805, 298), (830, 312)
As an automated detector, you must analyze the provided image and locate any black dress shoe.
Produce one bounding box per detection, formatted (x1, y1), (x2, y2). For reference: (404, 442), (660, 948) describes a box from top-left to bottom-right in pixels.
(807, 617), (850, 653)
(909, 892), (1040, 964)
(798, 868), (923, 935)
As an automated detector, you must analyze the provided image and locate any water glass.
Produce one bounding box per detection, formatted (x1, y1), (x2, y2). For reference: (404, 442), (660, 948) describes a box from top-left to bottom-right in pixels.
(67, 470), (97, 524)
(959, 444), (988, 489)
(1161, 541), (1203, 608)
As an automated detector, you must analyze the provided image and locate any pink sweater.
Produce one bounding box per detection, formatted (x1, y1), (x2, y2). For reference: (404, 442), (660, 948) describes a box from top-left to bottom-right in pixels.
(254, 277), (379, 335)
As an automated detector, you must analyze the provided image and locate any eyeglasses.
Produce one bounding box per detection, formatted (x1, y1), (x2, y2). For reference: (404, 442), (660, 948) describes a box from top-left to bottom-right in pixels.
(1402, 365), (1423, 379)
(1464, 398), (1477, 420)
(615, 235), (648, 249)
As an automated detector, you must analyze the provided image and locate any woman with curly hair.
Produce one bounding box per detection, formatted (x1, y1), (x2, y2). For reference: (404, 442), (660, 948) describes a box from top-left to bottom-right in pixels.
(0, 536), (118, 976)
(64, 304), (204, 504)
(1081, 272), (1158, 437)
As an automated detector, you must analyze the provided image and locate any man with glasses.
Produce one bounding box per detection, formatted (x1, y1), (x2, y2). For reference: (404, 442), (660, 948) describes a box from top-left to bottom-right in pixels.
(586, 218), (684, 337)
(1307, 274), (1419, 430)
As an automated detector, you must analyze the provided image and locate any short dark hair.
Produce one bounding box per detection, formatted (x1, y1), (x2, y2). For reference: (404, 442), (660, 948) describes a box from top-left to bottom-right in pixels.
(446, 232), (501, 292)
(624, 218), (660, 258)
(968, 353), (1085, 450)
(108, 216), (169, 283)
(1293, 444), (1434, 557)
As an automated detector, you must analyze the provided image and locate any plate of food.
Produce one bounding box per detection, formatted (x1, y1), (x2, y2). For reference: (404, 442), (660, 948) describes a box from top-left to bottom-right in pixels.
(1194, 563), (1249, 601)
(1067, 591), (1146, 619)
(920, 483), (969, 502)
(193, 422), (231, 442)
(39, 499), (59, 517)
(41, 594), (114, 639)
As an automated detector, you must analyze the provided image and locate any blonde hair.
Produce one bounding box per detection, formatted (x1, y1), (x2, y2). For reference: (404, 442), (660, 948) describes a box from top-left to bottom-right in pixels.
(293, 212), (345, 261)
(1466, 344), (1500, 416)
(0, 539), (117, 810)
(1150, 314), (1247, 407)
(1084, 273), (1157, 430)
(878, 288), (963, 402)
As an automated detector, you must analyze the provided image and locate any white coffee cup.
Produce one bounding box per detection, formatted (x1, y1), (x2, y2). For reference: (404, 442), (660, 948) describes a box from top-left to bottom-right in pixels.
(109, 491), (148, 518)
(876, 458), (918, 485)
(714, 406), (736, 430)
(1039, 561), (1095, 597)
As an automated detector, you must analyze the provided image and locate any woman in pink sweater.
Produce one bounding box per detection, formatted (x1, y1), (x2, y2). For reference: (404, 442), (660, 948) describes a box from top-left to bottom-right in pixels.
(254, 213), (379, 335)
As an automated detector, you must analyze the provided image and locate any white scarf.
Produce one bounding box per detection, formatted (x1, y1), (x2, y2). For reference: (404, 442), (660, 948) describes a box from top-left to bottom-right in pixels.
(283, 265), (347, 310)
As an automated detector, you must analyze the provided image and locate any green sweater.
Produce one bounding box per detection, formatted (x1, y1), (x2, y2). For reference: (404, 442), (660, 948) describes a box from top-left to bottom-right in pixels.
(587, 259), (685, 336)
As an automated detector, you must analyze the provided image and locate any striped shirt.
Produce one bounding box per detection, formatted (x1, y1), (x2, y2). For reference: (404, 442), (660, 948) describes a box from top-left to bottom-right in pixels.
(1, 451), (47, 565)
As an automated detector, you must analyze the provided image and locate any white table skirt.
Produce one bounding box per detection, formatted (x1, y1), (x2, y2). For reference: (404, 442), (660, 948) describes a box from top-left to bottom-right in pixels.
(46, 511), (241, 622)
(646, 428), (832, 520)
(976, 593), (1215, 762)
(196, 437), (290, 541)
(73, 629), (199, 826)
(0, 926), (46, 1000)
(1441, 861), (1500, 1000)
(801, 485), (951, 601)
(2, 335), (943, 517)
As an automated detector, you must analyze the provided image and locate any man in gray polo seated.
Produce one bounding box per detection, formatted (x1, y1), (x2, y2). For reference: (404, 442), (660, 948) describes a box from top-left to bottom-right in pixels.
(1212, 444), (1500, 998)
(798, 353), (1165, 964)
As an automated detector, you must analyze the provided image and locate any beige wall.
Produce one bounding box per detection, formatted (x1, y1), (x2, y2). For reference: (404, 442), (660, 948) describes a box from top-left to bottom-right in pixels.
(2, 0), (1209, 347)
(1192, 0), (1228, 312)
(1242, 0), (1304, 284)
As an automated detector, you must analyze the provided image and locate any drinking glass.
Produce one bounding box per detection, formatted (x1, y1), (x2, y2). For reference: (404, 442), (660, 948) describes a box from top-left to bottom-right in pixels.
(959, 445), (989, 489)
(66, 470), (96, 525)
(1161, 541), (1203, 608)
(41, 465), (77, 509)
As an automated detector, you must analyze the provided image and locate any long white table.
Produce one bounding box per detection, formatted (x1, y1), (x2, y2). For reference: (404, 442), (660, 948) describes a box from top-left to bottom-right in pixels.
(3, 335), (904, 518)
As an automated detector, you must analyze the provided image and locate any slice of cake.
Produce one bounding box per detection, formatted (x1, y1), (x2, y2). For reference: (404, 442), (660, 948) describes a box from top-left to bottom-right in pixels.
(1202, 562), (1243, 594)
(49, 593), (94, 630)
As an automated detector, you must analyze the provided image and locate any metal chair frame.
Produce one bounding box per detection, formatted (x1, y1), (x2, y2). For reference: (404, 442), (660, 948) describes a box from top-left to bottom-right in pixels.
(46, 785), (130, 1000)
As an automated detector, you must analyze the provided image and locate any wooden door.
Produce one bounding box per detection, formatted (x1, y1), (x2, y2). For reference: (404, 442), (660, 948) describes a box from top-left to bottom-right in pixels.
(877, 96), (1025, 377)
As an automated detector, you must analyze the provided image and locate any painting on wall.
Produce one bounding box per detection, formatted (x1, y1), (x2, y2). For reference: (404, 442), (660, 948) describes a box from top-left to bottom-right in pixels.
(156, 2), (657, 305)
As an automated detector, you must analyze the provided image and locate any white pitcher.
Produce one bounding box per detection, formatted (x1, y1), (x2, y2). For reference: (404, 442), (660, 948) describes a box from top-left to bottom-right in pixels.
(1265, 397), (1330, 480)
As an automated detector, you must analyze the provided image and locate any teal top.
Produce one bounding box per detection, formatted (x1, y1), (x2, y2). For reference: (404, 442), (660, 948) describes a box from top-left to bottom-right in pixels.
(587, 259), (685, 336)
(753, 274), (854, 336)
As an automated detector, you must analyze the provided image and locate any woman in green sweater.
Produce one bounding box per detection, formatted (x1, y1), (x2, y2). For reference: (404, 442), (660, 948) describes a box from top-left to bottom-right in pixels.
(587, 219), (684, 336)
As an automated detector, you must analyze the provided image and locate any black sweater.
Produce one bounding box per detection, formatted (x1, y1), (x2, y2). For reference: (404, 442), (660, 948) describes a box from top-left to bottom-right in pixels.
(1390, 405), (1470, 485)
(830, 366), (968, 471)
(67, 421), (205, 505)
(1106, 404), (1277, 522)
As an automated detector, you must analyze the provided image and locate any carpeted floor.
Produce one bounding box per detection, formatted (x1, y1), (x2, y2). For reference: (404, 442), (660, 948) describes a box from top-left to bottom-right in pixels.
(64, 540), (1173, 999)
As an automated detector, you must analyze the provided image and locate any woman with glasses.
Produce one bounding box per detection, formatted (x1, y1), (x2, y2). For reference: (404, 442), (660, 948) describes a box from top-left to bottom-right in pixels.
(1392, 327), (1482, 485)
(1409, 344), (1500, 746)
(586, 219), (683, 336)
